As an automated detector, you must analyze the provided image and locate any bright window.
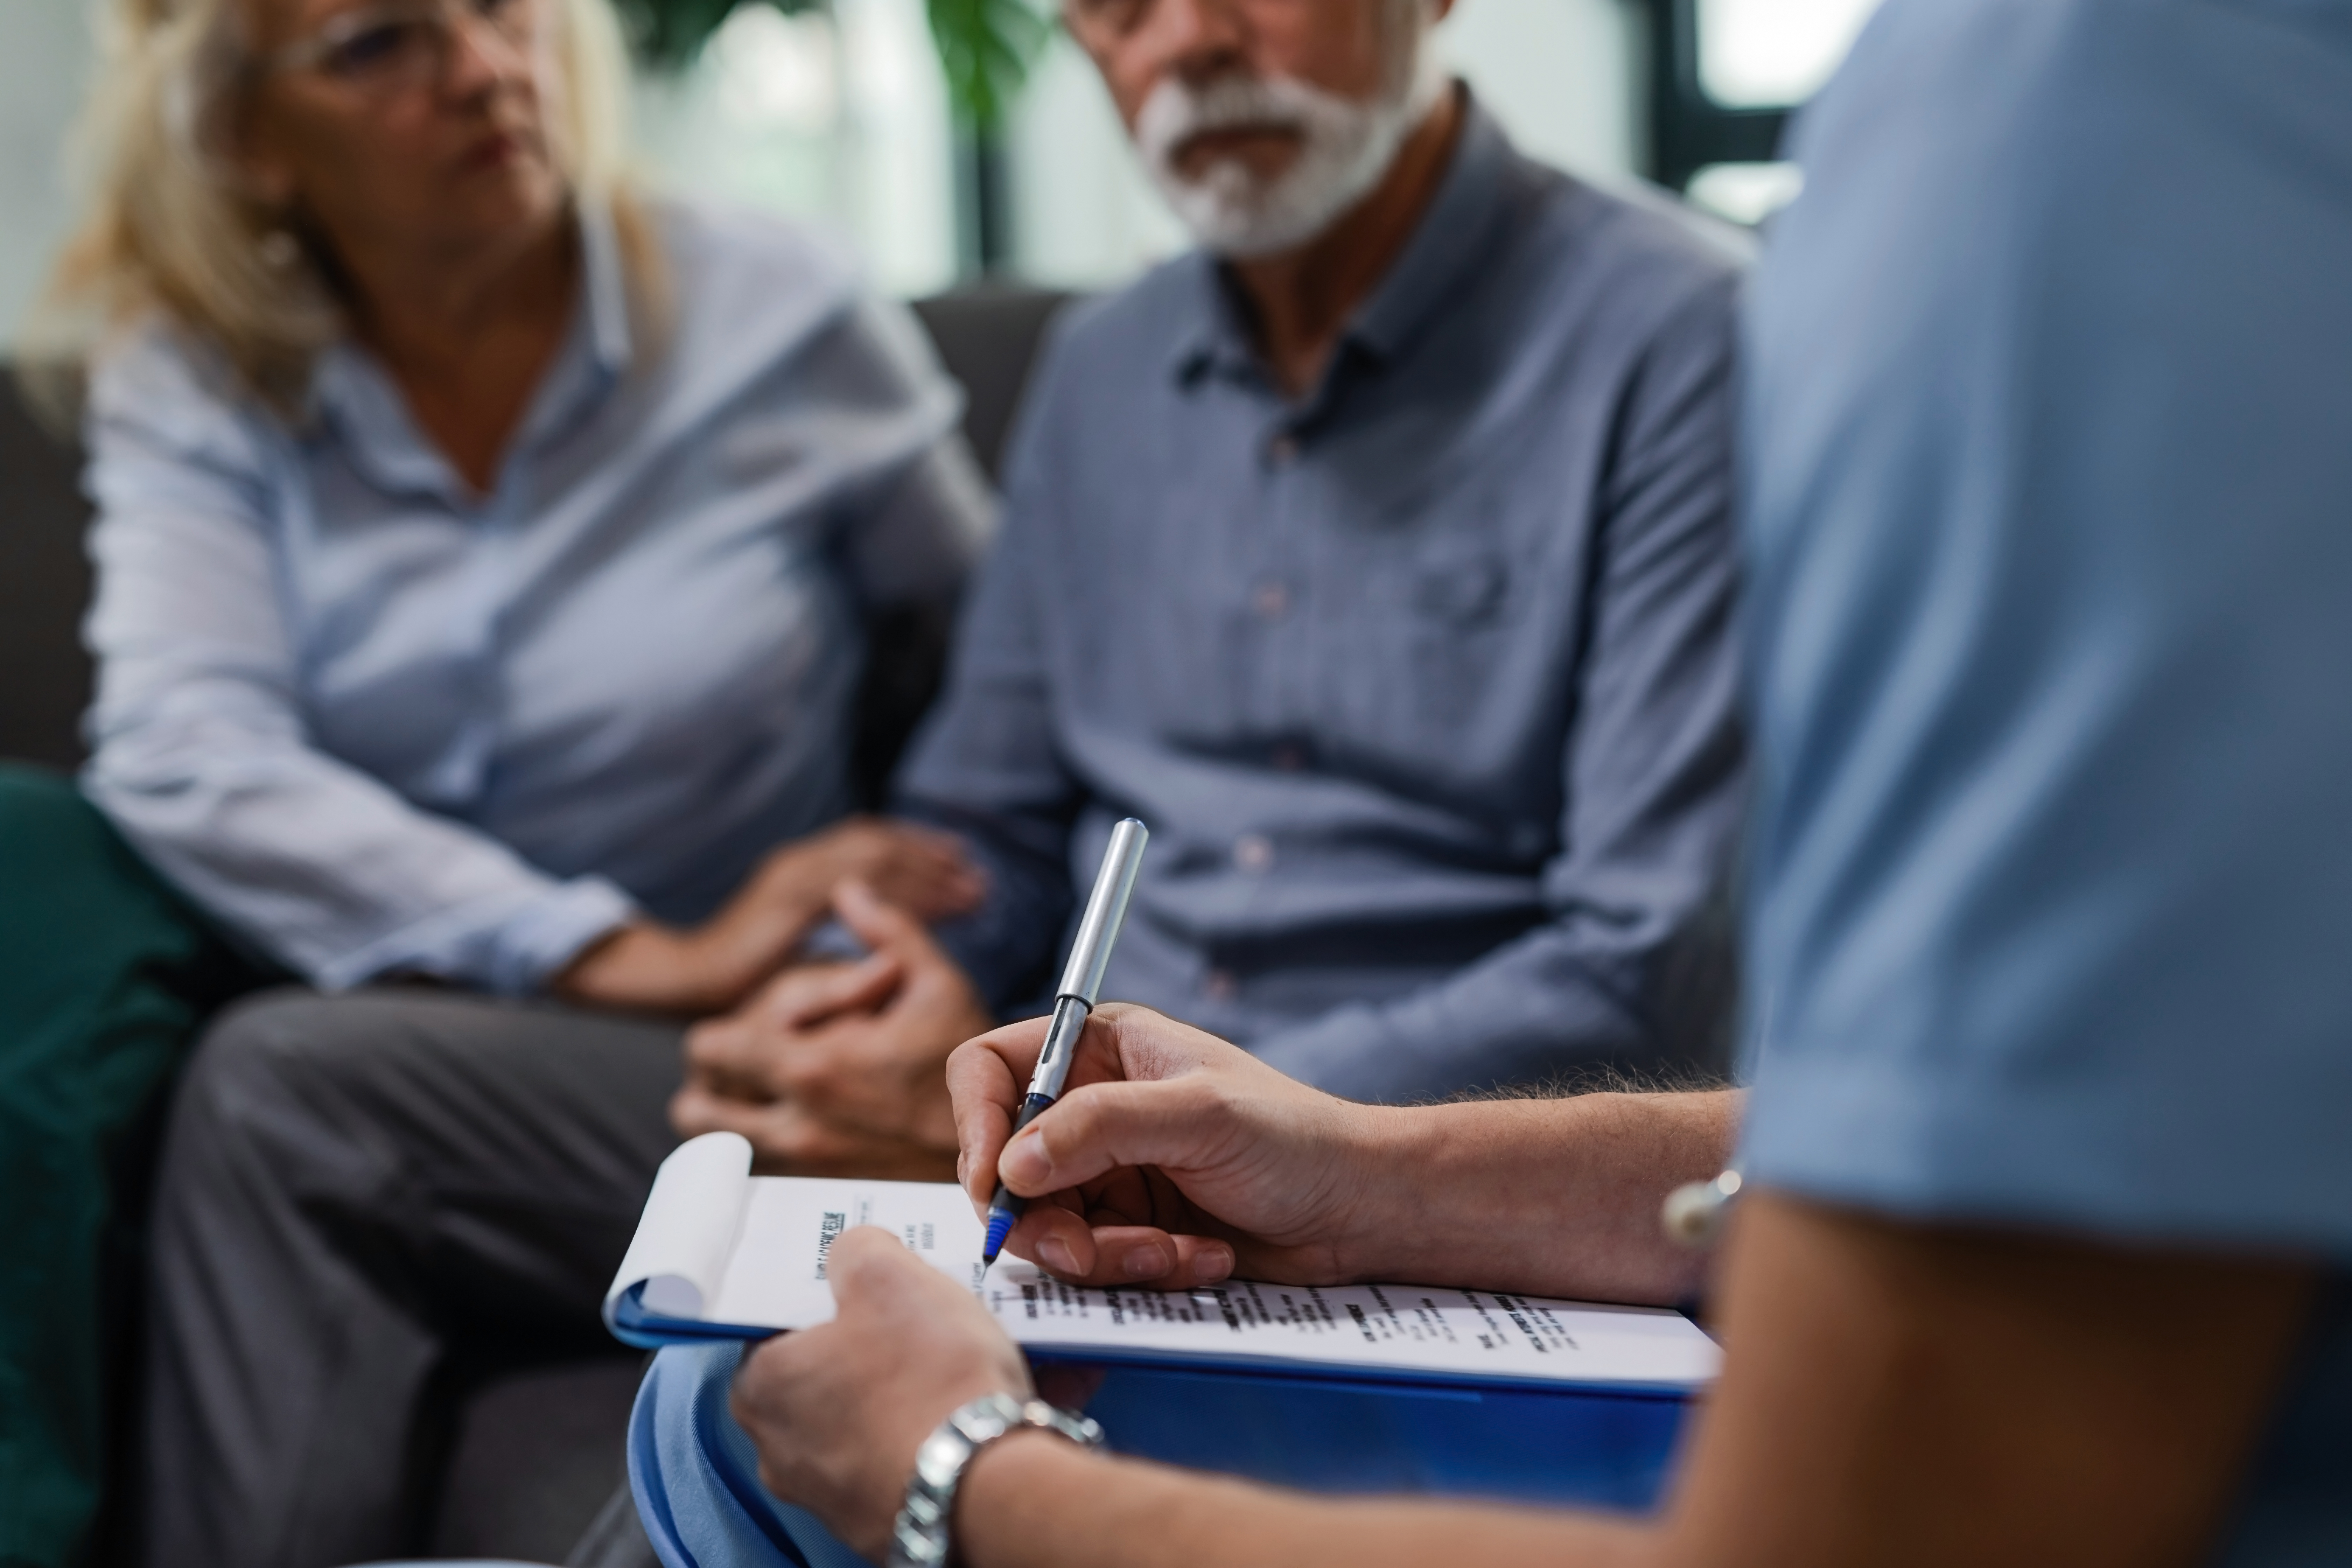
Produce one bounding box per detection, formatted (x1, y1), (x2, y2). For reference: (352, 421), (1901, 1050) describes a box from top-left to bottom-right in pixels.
(1696, 0), (1883, 109)
(632, 0), (958, 297)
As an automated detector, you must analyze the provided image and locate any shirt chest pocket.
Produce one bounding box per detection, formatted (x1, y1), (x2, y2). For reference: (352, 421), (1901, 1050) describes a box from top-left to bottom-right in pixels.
(1317, 527), (1567, 776)
(1412, 552), (1511, 626)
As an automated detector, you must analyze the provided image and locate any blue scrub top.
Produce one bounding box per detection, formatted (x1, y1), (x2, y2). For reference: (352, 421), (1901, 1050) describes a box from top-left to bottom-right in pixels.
(1737, 0), (2352, 1556)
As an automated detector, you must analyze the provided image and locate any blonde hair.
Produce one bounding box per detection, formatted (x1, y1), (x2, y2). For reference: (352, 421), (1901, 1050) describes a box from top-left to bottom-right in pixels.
(27, 0), (654, 414)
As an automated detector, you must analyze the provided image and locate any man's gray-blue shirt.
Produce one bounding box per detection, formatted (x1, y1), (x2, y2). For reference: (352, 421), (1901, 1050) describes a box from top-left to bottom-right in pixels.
(903, 98), (1751, 1102)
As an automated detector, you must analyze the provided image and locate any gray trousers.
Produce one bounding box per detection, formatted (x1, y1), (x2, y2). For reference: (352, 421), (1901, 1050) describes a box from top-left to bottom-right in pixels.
(139, 987), (684, 1568)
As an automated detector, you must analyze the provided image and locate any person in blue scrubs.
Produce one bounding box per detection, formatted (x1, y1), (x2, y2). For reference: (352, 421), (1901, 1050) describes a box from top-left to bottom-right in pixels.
(626, 0), (2352, 1561)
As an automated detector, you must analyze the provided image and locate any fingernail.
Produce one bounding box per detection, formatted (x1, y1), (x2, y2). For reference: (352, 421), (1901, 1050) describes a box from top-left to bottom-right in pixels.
(1121, 1244), (1171, 1280)
(1038, 1236), (1078, 1275)
(1196, 1245), (1234, 1284)
(1002, 1129), (1050, 1185)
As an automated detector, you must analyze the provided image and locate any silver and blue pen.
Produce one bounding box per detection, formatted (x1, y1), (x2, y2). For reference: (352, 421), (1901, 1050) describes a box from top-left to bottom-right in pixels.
(980, 817), (1149, 1266)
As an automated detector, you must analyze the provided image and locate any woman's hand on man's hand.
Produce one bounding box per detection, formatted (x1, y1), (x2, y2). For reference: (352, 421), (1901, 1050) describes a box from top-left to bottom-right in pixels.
(553, 816), (982, 1015)
(948, 1004), (1398, 1292)
(745, 816), (986, 934)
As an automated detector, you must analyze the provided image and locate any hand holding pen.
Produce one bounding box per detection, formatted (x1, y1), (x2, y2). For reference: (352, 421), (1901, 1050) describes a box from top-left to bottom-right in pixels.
(949, 1000), (1402, 1290)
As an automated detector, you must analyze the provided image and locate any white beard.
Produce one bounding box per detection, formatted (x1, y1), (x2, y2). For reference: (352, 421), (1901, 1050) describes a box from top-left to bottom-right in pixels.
(1134, 29), (1450, 260)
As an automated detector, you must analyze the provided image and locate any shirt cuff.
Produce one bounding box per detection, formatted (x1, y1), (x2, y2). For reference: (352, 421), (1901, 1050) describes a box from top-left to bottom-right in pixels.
(489, 875), (640, 995)
(312, 875), (636, 997)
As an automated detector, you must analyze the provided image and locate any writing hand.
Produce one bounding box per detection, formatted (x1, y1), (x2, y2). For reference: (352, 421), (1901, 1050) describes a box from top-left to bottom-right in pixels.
(948, 1004), (1385, 1292)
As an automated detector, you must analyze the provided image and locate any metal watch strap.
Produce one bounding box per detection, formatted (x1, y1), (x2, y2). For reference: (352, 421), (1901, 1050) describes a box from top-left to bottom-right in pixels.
(886, 1392), (1105, 1568)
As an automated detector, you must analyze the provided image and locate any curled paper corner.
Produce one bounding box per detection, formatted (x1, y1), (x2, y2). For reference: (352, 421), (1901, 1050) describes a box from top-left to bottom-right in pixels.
(641, 1275), (706, 1317)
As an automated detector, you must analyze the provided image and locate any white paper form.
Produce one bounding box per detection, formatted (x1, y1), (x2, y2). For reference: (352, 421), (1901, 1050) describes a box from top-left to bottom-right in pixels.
(704, 1175), (988, 1326)
(983, 1266), (1720, 1389)
(607, 1137), (1718, 1390)
(604, 1135), (986, 1332)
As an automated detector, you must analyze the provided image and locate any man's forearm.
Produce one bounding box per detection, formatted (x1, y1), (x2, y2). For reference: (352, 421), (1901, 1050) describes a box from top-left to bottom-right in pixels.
(1336, 1090), (1742, 1304)
(958, 1433), (1655, 1568)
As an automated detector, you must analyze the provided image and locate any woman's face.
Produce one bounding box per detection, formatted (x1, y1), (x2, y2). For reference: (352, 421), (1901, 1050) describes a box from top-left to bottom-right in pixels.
(238, 0), (571, 280)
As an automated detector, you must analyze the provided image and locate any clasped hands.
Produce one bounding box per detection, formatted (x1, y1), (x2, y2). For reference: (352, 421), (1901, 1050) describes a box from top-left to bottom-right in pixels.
(728, 1004), (1414, 1559)
(668, 872), (1000, 1181)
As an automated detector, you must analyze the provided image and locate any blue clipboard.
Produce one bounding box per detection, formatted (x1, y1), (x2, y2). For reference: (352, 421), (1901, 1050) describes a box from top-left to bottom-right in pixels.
(613, 1282), (1698, 1511)
(1072, 1359), (1692, 1511)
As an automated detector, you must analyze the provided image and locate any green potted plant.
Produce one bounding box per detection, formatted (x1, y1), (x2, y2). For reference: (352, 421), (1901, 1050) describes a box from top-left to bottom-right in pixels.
(613, 0), (1046, 130)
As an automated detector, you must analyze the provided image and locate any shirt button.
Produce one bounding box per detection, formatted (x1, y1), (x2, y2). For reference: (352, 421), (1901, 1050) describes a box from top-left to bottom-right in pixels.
(1202, 968), (1237, 1002)
(1233, 833), (1274, 872)
(1264, 432), (1300, 467)
(1251, 581), (1290, 619)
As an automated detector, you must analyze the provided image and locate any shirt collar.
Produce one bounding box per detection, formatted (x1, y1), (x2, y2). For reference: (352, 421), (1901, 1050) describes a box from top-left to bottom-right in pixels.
(1167, 85), (1515, 389)
(576, 194), (636, 381)
(510, 195), (635, 448)
(1345, 89), (1511, 365)
(307, 196), (636, 500)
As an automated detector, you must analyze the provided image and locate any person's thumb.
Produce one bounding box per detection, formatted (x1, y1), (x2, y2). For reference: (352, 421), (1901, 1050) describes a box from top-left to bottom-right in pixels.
(833, 878), (938, 964)
(997, 1075), (1227, 1198)
(767, 950), (901, 1028)
(825, 1224), (926, 1307)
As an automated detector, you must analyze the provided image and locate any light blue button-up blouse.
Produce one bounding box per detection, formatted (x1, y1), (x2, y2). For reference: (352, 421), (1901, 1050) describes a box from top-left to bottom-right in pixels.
(80, 199), (992, 995)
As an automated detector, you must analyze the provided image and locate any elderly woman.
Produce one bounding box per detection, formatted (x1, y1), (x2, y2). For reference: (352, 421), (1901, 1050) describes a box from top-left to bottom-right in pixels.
(0, 0), (994, 1561)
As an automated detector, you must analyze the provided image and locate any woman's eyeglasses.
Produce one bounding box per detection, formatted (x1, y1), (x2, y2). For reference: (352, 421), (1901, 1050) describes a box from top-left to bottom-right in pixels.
(262, 0), (541, 97)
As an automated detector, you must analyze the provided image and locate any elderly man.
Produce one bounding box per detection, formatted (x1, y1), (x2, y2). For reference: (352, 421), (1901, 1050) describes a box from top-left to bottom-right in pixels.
(670, 0), (1750, 1177)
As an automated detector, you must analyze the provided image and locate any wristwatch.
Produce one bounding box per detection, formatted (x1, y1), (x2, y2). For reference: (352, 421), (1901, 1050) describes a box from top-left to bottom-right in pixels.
(886, 1391), (1105, 1568)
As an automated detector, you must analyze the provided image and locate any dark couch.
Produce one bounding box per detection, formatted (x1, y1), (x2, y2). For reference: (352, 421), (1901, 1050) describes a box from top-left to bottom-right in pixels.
(0, 284), (1067, 1564)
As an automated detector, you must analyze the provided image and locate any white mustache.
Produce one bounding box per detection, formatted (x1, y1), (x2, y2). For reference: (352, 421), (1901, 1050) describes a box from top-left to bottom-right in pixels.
(1136, 74), (1335, 177)
(1129, 36), (1446, 258)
